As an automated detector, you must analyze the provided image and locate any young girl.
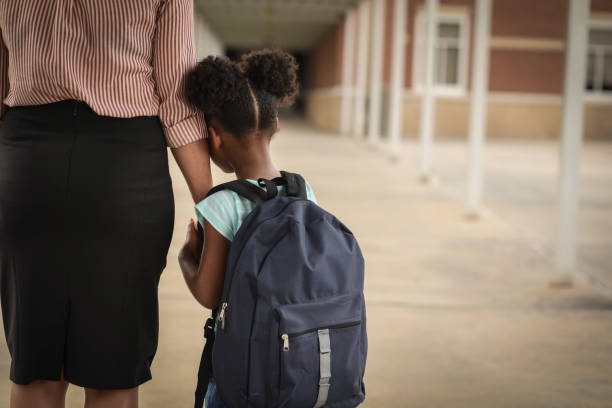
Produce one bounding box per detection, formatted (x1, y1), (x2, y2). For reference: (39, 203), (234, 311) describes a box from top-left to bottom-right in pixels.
(177, 49), (317, 407)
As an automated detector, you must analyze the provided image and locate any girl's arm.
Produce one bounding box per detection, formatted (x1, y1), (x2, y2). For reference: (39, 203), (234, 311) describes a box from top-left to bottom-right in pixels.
(179, 219), (230, 309)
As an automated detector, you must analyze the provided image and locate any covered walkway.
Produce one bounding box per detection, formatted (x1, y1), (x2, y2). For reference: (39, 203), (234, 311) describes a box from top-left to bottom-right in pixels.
(1, 0), (611, 405)
(2, 120), (607, 407)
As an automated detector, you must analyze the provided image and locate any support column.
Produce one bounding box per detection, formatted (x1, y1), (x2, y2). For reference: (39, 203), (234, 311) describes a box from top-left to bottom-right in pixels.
(466, 0), (492, 217)
(418, 0), (438, 179)
(352, 1), (370, 139)
(555, 0), (590, 284)
(388, 0), (408, 158)
(340, 9), (357, 135)
(368, 0), (385, 145)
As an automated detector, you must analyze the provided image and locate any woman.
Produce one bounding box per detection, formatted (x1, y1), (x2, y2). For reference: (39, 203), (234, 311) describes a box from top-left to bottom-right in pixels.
(0, 1), (211, 407)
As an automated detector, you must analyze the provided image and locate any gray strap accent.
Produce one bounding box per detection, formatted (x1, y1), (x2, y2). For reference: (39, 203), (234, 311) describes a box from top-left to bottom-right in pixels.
(313, 329), (331, 408)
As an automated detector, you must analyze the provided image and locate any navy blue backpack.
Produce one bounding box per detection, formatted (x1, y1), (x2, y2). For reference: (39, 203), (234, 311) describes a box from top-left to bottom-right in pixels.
(194, 171), (367, 408)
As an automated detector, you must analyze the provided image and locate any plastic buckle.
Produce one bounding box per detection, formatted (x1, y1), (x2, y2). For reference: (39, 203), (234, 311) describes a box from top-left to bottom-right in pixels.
(257, 178), (278, 200)
(203, 317), (215, 339)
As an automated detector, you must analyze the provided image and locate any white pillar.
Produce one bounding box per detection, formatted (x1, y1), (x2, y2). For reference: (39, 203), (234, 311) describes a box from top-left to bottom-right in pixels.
(352, 1), (370, 139)
(388, 0), (408, 158)
(555, 0), (589, 283)
(368, 0), (385, 145)
(466, 0), (492, 216)
(418, 0), (438, 179)
(340, 9), (357, 135)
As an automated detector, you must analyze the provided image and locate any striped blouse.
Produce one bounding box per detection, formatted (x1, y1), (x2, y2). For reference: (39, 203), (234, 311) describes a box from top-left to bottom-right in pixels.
(0, 0), (206, 148)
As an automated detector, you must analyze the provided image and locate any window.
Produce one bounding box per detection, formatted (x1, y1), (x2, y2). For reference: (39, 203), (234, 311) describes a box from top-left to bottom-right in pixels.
(586, 24), (612, 94)
(413, 12), (469, 95)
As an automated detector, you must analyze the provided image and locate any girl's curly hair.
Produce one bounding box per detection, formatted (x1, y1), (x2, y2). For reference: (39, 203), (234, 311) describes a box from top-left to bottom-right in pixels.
(185, 49), (299, 138)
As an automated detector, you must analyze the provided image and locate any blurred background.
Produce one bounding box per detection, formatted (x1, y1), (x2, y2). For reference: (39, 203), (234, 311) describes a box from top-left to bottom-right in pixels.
(2, 0), (612, 406)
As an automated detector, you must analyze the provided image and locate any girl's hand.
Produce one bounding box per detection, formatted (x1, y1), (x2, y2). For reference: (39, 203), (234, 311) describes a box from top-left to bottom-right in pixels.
(179, 219), (200, 269)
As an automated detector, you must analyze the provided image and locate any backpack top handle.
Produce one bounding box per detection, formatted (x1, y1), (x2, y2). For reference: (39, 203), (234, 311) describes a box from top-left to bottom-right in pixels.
(279, 171), (308, 200)
(260, 171), (307, 200)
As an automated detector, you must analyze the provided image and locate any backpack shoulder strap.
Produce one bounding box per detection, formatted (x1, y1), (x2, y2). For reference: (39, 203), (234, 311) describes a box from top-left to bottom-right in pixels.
(280, 171), (308, 199)
(205, 179), (268, 204)
(197, 180), (270, 245)
(204, 173), (307, 204)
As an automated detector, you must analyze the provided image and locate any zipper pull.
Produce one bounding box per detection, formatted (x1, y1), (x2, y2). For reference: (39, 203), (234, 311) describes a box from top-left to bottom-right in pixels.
(281, 333), (289, 351)
(218, 302), (228, 330)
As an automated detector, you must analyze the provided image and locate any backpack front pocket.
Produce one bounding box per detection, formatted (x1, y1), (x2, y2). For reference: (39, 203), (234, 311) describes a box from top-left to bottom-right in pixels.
(276, 293), (365, 408)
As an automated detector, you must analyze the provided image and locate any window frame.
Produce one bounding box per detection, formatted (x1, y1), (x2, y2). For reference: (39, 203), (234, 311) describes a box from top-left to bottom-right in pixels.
(585, 19), (612, 100)
(411, 10), (470, 97)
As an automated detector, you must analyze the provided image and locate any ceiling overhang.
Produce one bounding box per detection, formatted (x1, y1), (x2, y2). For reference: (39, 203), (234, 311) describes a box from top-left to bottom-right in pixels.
(196, 0), (362, 51)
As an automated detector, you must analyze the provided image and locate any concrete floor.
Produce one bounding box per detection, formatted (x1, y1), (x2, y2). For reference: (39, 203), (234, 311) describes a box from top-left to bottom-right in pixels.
(1, 120), (611, 407)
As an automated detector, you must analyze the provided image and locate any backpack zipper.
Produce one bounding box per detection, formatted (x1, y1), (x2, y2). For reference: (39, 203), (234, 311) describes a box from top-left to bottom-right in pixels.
(218, 198), (309, 330)
(218, 302), (228, 330)
(280, 320), (361, 351)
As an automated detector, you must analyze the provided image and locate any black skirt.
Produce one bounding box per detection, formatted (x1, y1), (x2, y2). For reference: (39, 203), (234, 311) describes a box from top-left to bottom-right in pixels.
(0, 100), (175, 388)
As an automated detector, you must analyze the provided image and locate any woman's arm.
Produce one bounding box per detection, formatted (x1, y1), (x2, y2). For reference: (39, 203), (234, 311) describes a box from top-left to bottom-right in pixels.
(179, 219), (230, 309)
(171, 140), (212, 203)
(153, 0), (212, 202)
(0, 28), (10, 121)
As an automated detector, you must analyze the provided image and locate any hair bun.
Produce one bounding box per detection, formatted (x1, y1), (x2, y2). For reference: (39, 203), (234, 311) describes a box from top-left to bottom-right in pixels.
(239, 49), (299, 107)
(185, 56), (244, 116)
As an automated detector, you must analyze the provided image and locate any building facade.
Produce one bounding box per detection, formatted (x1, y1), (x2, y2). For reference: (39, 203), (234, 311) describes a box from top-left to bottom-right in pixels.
(306, 0), (612, 140)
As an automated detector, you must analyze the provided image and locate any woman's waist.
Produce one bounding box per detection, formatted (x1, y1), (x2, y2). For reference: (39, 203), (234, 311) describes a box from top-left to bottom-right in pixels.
(2, 100), (166, 148)
(5, 92), (159, 120)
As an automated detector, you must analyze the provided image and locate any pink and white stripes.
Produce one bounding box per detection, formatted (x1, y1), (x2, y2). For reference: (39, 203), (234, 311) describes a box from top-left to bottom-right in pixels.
(0, 0), (206, 148)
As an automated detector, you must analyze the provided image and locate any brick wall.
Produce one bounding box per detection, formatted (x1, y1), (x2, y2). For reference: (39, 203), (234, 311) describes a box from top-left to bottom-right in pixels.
(309, 23), (344, 88)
